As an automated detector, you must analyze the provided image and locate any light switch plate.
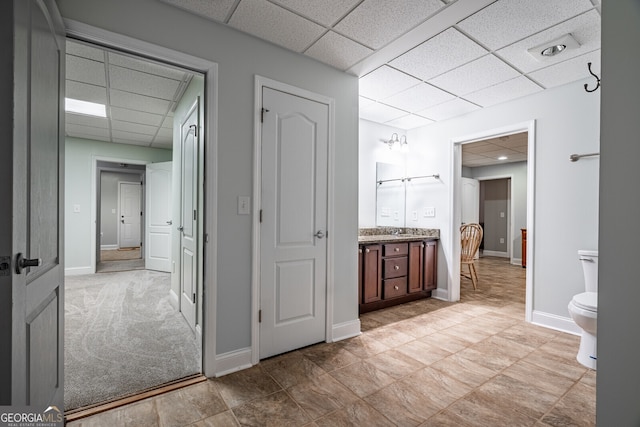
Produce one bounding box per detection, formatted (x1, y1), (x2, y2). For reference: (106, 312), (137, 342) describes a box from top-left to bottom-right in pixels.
(73, 204), (81, 213)
(424, 207), (435, 217)
(238, 196), (250, 215)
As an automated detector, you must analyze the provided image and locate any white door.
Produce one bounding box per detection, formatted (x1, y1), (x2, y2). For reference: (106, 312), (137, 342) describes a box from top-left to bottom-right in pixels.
(3, 0), (65, 408)
(461, 177), (480, 225)
(179, 101), (199, 331)
(146, 162), (173, 272)
(119, 182), (142, 248)
(260, 87), (329, 359)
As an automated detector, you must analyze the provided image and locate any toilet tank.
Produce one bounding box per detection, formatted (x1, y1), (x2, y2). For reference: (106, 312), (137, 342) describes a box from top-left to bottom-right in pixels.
(579, 250), (598, 293)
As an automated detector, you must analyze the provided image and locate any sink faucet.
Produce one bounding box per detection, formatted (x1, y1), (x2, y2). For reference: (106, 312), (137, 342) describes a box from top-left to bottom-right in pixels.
(392, 229), (400, 236)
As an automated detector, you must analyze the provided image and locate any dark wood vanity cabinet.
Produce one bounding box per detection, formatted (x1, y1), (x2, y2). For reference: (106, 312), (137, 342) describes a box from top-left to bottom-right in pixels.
(359, 239), (438, 313)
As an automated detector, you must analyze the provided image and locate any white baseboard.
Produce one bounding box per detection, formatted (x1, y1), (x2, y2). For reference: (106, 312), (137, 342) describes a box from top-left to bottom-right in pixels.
(214, 347), (253, 377)
(331, 319), (361, 342)
(64, 266), (93, 276)
(169, 289), (179, 310)
(531, 310), (581, 335)
(100, 245), (118, 250)
(511, 258), (523, 266)
(482, 250), (509, 258)
(432, 288), (449, 301)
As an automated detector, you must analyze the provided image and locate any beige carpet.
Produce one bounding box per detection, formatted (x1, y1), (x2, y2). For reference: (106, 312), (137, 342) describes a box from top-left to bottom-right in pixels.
(101, 248), (141, 261)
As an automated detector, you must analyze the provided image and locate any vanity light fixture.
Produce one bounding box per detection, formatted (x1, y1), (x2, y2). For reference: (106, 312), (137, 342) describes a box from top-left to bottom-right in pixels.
(65, 98), (107, 117)
(498, 156), (508, 160)
(384, 133), (409, 152)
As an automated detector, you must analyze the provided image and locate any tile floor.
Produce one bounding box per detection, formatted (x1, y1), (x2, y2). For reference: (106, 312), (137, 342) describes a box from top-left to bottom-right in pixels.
(68, 257), (595, 426)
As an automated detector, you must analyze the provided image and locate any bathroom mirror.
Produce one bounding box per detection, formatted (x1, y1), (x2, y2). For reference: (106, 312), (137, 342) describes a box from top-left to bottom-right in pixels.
(376, 162), (405, 227)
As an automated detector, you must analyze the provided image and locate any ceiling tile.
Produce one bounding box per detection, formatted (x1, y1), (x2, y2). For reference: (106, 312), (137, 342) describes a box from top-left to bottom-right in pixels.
(359, 65), (421, 100)
(496, 10), (601, 73)
(390, 28), (487, 81)
(383, 83), (455, 113)
(417, 98), (480, 121)
(66, 55), (106, 86)
(66, 124), (110, 138)
(111, 130), (153, 144)
(360, 102), (407, 123)
(528, 50), (600, 89)
(108, 51), (189, 81)
(65, 113), (108, 129)
(110, 107), (164, 127)
(111, 120), (158, 135)
(70, 132), (111, 143)
(334, 0), (445, 49)
(113, 139), (152, 147)
(463, 76), (542, 107)
(110, 90), (172, 116)
(155, 128), (173, 141)
(109, 66), (182, 100)
(428, 54), (520, 96)
(269, 0), (361, 26)
(359, 96), (376, 110)
(385, 114), (434, 130)
(161, 116), (174, 129)
(305, 31), (373, 70)
(67, 40), (105, 62)
(229, 0), (325, 52)
(158, 0), (237, 22)
(457, 0), (594, 50)
(66, 80), (108, 104)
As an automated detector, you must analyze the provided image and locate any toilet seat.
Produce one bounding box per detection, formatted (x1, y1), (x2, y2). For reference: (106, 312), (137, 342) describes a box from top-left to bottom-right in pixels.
(571, 291), (597, 312)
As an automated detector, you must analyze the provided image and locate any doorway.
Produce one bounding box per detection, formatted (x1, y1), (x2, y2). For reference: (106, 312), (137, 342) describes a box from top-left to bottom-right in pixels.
(451, 122), (535, 321)
(63, 38), (207, 411)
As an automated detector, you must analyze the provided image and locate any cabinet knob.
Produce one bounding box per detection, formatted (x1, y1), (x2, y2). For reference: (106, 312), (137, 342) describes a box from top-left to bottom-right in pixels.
(394, 285), (399, 290)
(421, 243), (425, 248)
(394, 265), (399, 270)
(365, 248), (370, 253)
(359, 248), (362, 253)
(394, 247), (399, 252)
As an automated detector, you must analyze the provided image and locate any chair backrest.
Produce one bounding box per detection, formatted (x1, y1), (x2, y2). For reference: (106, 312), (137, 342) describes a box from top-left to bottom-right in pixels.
(460, 223), (483, 262)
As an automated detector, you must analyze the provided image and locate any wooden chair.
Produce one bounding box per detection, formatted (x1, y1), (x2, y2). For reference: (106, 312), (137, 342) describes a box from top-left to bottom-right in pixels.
(460, 223), (483, 290)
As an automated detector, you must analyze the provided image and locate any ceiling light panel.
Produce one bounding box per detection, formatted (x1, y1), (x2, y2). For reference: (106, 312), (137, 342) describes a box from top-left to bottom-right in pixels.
(428, 54), (520, 96)
(417, 98), (480, 121)
(360, 102), (408, 123)
(457, 0), (594, 51)
(496, 10), (600, 73)
(108, 52), (189, 81)
(334, 0), (444, 49)
(109, 66), (182, 100)
(158, 0), (237, 22)
(66, 55), (106, 86)
(528, 50), (600, 89)
(390, 28), (487, 81)
(464, 76), (541, 107)
(305, 31), (373, 70)
(228, 0), (325, 52)
(110, 107), (165, 127)
(359, 65), (421, 100)
(383, 83), (455, 112)
(269, 0), (361, 26)
(385, 114), (433, 130)
(66, 80), (108, 104)
(110, 90), (172, 116)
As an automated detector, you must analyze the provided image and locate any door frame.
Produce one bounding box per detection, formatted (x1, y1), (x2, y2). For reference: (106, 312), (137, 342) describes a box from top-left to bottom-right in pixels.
(66, 20), (220, 377)
(251, 76), (336, 365)
(117, 180), (143, 249)
(475, 175), (514, 262)
(450, 120), (535, 322)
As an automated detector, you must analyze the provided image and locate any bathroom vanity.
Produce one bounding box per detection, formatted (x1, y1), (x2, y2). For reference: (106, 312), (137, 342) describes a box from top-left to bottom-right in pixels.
(358, 228), (439, 313)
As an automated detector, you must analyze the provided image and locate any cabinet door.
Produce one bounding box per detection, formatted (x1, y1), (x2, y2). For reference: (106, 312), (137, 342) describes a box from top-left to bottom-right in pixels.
(362, 244), (382, 303)
(424, 241), (438, 291)
(408, 241), (424, 293)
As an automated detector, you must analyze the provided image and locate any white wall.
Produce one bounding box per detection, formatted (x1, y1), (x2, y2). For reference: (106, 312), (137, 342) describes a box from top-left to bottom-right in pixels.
(405, 79), (599, 324)
(58, 0), (360, 357)
(64, 137), (172, 273)
(598, 0), (640, 423)
(470, 162), (528, 260)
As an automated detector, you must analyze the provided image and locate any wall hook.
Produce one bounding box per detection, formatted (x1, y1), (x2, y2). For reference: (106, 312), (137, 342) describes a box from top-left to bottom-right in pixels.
(584, 62), (600, 93)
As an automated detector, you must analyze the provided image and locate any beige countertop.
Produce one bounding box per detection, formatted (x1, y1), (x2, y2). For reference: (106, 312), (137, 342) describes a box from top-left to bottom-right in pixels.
(358, 234), (439, 244)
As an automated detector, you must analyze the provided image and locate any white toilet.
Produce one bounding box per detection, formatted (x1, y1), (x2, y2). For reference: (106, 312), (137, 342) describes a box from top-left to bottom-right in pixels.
(568, 250), (598, 370)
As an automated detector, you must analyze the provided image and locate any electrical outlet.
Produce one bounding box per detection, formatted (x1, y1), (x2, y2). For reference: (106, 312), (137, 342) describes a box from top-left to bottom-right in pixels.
(500, 237), (505, 244)
(412, 211), (418, 221)
(238, 196), (250, 215)
(73, 204), (80, 213)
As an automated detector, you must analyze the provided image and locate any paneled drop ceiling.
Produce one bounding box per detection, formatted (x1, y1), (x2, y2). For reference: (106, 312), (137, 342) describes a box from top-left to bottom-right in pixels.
(65, 40), (196, 149)
(160, 0), (601, 130)
(462, 132), (528, 168)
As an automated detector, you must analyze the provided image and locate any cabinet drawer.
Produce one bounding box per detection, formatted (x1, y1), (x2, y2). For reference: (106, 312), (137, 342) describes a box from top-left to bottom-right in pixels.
(384, 277), (407, 299)
(383, 242), (408, 257)
(383, 256), (407, 279)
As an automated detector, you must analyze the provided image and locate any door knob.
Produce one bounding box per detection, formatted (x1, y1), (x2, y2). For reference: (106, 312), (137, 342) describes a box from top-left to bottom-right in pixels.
(314, 230), (325, 239)
(15, 253), (41, 274)
(178, 226), (184, 232)
(121, 219), (125, 224)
